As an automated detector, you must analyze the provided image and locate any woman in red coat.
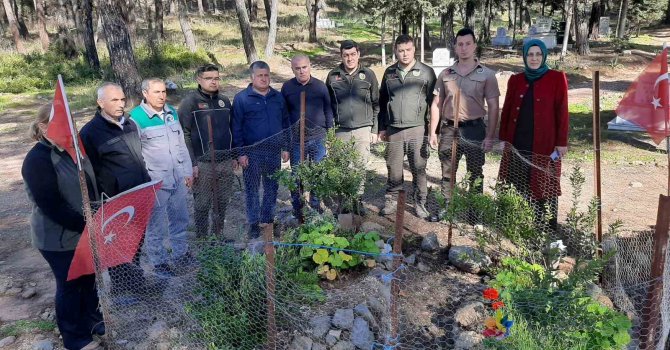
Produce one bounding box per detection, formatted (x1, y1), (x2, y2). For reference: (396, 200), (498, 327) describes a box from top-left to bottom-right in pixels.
(498, 39), (569, 231)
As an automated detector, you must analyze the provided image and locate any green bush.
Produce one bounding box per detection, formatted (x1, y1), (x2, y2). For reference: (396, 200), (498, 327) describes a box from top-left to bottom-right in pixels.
(135, 43), (212, 79)
(275, 129), (365, 214)
(0, 50), (99, 93)
(488, 255), (632, 350)
(186, 245), (323, 350)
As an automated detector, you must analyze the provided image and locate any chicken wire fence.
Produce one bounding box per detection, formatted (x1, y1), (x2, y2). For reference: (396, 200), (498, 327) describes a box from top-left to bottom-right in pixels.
(82, 121), (670, 349)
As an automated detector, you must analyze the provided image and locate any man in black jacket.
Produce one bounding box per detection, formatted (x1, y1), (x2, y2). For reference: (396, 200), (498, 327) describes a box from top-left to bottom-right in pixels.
(326, 40), (379, 214)
(178, 64), (235, 237)
(378, 35), (437, 219)
(80, 82), (150, 302)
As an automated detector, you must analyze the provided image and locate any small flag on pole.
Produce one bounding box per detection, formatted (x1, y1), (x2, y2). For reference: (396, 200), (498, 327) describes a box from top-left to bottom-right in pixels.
(46, 75), (87, 165)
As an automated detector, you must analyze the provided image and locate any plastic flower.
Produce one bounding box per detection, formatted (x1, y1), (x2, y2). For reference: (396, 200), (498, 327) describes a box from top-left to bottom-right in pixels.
(492, 301), (505, 310)
(483, 288), (499, 300)
(484, 317), (497, 329)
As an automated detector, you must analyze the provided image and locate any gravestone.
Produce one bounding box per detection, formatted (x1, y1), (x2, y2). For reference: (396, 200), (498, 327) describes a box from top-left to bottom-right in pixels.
(317, 18), (335, 29)
(431, 48), (455, 76)
(492, 27), (513, 47)
(523, 16), (557, 49)
(599, 17), (611, 38)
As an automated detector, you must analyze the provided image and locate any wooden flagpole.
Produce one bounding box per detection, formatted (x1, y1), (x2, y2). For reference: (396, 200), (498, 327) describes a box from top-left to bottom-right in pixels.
(57, 74), (113, 326)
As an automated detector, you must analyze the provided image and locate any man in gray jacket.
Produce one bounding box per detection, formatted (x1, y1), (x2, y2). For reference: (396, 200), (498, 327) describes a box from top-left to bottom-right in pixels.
(130, 78), (193, 278)
(378, 35), (437, 219)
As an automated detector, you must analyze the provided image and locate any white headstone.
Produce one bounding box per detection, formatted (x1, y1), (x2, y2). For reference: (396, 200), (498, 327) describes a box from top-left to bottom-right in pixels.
(599, 17), (610, 37)
(431, 48), (455, 76)
(535, 17), (553, 33)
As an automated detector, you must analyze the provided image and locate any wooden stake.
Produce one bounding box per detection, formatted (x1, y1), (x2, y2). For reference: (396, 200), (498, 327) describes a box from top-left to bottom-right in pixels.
(447, 87), (462, 249)
(207, 115), (222, 236)
(639, 194), (670, 349)
(390, 190), (406, 345)
(263, 223), (277, 350)
(592, 71), (603, 246)
(299, 91), (306, 224)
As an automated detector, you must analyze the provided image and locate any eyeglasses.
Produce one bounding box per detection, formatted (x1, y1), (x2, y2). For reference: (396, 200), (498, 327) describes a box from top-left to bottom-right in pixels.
(200, 77), (221, 82)
(526, 52), (543, 58)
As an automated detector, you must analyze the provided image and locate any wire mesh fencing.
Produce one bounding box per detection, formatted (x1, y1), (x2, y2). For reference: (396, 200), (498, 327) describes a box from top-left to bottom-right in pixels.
(82, 121), (670, 349)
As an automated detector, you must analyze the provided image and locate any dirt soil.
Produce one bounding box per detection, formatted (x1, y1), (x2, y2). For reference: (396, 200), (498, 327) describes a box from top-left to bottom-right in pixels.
(1, 27), (669, 349)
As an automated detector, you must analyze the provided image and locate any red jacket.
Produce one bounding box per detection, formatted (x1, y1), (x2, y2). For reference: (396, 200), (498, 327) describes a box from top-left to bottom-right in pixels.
(498, 69), (569, 199)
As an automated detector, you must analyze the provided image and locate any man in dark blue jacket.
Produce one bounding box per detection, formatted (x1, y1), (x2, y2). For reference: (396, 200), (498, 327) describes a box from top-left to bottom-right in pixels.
(232, 61), (290, 238)
(281, 55), (333, 220)
(80, 82), (150, 303)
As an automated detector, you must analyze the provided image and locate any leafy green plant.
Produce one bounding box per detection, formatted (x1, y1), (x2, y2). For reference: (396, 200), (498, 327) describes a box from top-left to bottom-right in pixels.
(440, 177), (543, 261)
(291, 215), (380, 280)
(186, 245), (323, 350)
(275, 129), (365, 214)
(563, 165), (599, 259)
(488, 251), (631, 350)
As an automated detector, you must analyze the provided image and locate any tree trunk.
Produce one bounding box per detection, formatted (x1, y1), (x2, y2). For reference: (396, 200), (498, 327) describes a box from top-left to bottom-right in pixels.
(522, 4), (530, 31)
(665, 0), (670, 24)
(34, 0), (49, 51)
(13, 0), (28, 39)
(120, 0), (137, 37)
(155, 0), (164, 39)
(615, 0), (627, 38)
(71, 0), (85, 47)
(247, 0), (257, 21)
(82, 0), (100, 71)
(561, 0), (574, 57)
(444, 4), (455, 48)
(177, 0), (196, 52)
(234, 0), (258, 62)
(381, 12), (386, 66)
(264, 0), (277, 57)
(574, 0), (591, 55)
(465, 0), (475, 28)
(169, 0), (175, 14)
(512, 0), (518, 41)
(99, 0), (142, 100)
(587, 1), (600, 39)
(479, 0), (491, 43)
(306, 0), (317, 42)
(507, 0), (513, 29)
(2, 0), (24, 53)
(263, 0), (270, 26)
(197, 0), (204, 16)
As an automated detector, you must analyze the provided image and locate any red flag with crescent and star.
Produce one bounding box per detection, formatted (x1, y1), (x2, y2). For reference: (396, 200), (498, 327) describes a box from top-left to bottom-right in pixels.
(46, 75), (87, 165)
(67, 180), (162, 281)
(616, 48), (670, 145)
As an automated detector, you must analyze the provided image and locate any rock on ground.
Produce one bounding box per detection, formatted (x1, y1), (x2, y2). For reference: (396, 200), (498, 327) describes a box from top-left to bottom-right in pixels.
(326, 329), (342, 346)
(421, 232), (440, 252)
(32, 340), (54, 350)
(454, 331), (484, 349)
(331, 341), (355, 350)
(289, 335), (313, 350)
(448, 246), (492, 274)
(354, 304), (377, 328)
(332, 309), (355, 330)
(351, 317), (374, 349)
(0, 336), (16, 347)
(309, 315), (332, 339)
(454, 302), (486, 331)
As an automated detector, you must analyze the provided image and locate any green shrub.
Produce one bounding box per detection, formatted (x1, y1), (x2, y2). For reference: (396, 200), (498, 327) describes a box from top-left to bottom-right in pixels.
(135, 43), (212, 80)
(0, 50), (99, 93)
(275, 129), (365, 214)
(488, 255), (632, 350)
(186, 244), (323, 350)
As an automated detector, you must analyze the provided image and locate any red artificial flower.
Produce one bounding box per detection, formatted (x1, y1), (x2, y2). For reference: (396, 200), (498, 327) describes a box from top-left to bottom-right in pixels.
(492, 301), (505, 310)
(483, 288), (499, 300)
(482, 328), (503, 338)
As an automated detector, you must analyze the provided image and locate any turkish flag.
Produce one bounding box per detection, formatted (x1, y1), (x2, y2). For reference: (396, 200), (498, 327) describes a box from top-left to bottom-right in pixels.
(67, 180), (162, 281)
(615, 48), (670, 145)
(46, 75), (87, 164)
